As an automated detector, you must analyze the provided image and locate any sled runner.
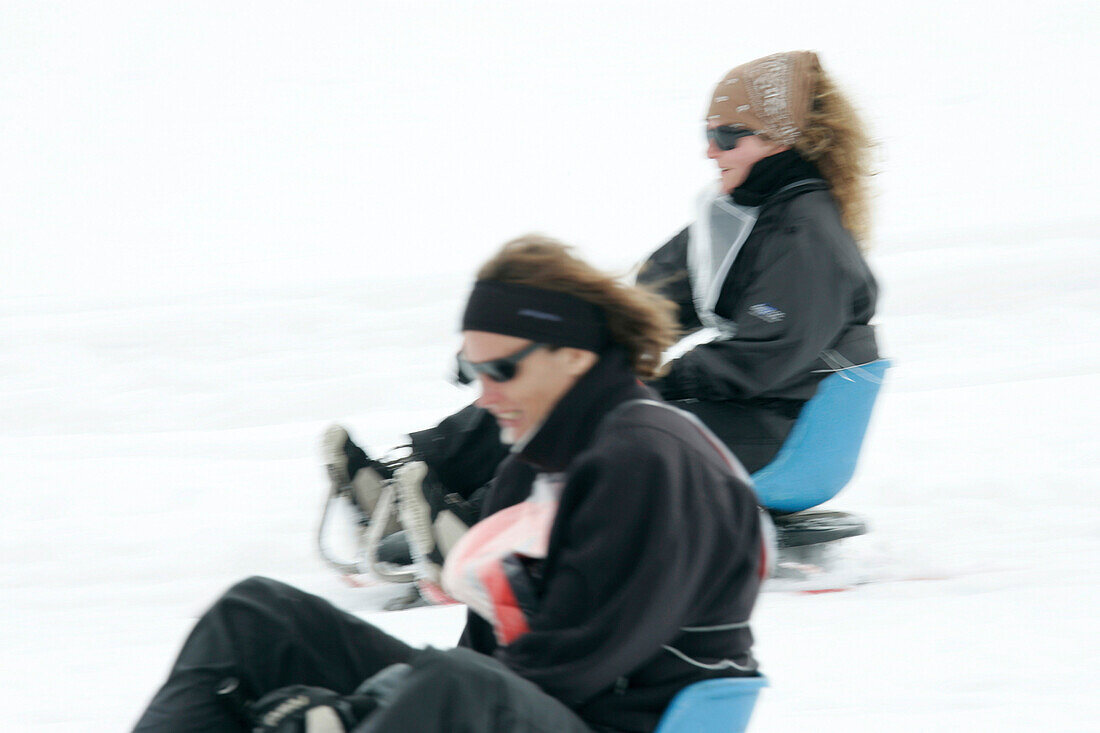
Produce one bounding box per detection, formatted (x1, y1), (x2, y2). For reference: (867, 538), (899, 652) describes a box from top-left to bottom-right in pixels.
(317, 461), (453, 606)
(316, 475), (417, 585)
(769, 508), (869, 585)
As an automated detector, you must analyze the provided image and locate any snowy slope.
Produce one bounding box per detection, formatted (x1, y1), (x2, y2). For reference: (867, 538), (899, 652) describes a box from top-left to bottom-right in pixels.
(3, 234), (1097, 731)
(2, 2), (1098, 731)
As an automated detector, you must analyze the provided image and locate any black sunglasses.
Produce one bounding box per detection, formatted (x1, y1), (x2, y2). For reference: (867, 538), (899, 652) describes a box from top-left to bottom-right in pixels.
(706, 125), (758, 150)
(455, 342), (547, 385)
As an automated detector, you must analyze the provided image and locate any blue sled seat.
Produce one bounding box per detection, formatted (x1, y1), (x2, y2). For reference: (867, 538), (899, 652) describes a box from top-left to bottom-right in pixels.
(751, 360), (890, 513)
(655, 676), (769, 733)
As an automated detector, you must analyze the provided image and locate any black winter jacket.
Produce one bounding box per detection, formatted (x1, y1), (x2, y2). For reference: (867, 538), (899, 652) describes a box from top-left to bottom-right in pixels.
(460, 349), (763, 733)
(640, 151), (879, 404)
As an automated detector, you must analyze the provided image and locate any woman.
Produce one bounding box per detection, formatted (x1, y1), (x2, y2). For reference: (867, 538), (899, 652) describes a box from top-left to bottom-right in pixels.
(638, 50), (880, 476)
(134, 237), (764, 733)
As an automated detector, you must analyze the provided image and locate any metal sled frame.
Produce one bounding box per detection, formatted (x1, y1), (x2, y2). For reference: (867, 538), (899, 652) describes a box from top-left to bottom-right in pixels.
(316, 482), (418, 584)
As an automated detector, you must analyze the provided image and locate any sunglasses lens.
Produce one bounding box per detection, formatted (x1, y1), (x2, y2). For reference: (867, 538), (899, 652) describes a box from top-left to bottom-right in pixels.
(490, 362), (516, 382)
(455, 355), (474, 385)
(708, 126), (754, 150)
(457, 353), (492, 384)
(455, 354), (512, 384)
(455, 343), (542, 386)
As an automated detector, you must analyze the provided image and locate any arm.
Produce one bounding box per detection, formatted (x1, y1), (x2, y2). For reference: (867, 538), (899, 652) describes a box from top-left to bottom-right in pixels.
(651, 222), (851, 400)
(636, 227), (703, 334)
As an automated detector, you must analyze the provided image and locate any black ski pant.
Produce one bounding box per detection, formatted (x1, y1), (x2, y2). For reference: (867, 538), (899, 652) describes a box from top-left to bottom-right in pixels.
(132, 576), (592, 733)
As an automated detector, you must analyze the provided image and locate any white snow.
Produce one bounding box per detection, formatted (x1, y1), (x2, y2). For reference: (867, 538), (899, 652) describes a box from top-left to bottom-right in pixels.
(2, 2), (1098, 731)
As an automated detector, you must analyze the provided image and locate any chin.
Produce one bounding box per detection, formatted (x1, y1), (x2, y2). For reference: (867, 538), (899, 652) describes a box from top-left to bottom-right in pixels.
(720, 171), (746, 193)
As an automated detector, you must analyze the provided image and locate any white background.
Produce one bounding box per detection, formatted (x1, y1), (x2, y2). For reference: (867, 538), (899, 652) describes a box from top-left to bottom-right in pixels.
(2, 1), (1098, 730)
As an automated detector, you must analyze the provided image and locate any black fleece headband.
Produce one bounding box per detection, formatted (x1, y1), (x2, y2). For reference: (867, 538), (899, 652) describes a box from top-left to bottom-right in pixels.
(461, 280), (608, 352)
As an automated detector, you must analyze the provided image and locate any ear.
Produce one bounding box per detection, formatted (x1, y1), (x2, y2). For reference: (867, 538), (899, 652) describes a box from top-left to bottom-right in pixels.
(558, 347), (599, 377)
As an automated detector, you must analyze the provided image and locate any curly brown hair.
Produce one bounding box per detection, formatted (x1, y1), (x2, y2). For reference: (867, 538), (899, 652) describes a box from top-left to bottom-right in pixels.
(792, 62), (876, 246)
(476, 235), (679, 378)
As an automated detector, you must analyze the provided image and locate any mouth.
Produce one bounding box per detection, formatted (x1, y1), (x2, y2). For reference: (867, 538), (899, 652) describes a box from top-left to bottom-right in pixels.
(493, 410), (521, 423)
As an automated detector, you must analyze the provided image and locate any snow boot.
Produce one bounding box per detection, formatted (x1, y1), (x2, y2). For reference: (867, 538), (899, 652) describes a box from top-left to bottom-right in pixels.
(394, 462), (444, 585)
(320, 425), (399, 535)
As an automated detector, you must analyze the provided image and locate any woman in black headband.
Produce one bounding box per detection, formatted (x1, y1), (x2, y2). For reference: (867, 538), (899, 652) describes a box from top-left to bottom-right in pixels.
(133, 237), (764, 733)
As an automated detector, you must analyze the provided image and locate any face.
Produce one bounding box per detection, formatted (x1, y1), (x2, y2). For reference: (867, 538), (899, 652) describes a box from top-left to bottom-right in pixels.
(707, 123), (788, 194)
(463, 331), (596, 445)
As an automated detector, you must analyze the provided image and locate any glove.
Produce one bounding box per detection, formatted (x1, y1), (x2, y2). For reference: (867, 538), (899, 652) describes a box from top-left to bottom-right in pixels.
(249, 685), (367, 733)
(645, 360), (694, 400)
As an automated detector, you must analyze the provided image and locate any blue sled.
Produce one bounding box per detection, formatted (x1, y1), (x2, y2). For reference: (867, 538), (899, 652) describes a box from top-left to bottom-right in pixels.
(655, 676), (769, 733)
(751, 359), (890, 513)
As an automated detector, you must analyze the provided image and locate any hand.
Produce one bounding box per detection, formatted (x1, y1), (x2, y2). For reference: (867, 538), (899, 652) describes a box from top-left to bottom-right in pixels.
(249, 685), (360, 733)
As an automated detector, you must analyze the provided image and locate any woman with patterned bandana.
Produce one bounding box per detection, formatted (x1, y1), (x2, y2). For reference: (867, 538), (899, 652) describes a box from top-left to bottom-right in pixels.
(638, 50), (880, 475)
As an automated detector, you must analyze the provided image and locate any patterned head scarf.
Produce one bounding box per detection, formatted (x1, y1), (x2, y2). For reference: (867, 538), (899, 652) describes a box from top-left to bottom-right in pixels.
(706, 51), (821, 146)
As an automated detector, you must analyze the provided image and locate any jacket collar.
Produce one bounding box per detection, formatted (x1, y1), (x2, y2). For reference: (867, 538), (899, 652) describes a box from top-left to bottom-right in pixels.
(516, 347), (653, 472)
(732, 148), (825, 207)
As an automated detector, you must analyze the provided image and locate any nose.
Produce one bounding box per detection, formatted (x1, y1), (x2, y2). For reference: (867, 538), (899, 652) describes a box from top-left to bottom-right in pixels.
(474, 376), (498, 409)
(706, 139), (721, 159)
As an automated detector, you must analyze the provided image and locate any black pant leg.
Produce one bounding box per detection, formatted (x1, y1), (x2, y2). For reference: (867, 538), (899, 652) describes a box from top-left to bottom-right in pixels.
(133, 576), (415, 733)
(354, 647), (593, 733)
(409, 403), (509, 499)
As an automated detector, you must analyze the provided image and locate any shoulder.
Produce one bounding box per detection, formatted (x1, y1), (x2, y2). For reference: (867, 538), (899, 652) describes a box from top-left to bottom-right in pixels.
(563, 401), (755, 521)
(767, 185), (849, 237)
(781, 188), (844, 229)
(757, 188), (855, 263)
(587, 400), (734, 477)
